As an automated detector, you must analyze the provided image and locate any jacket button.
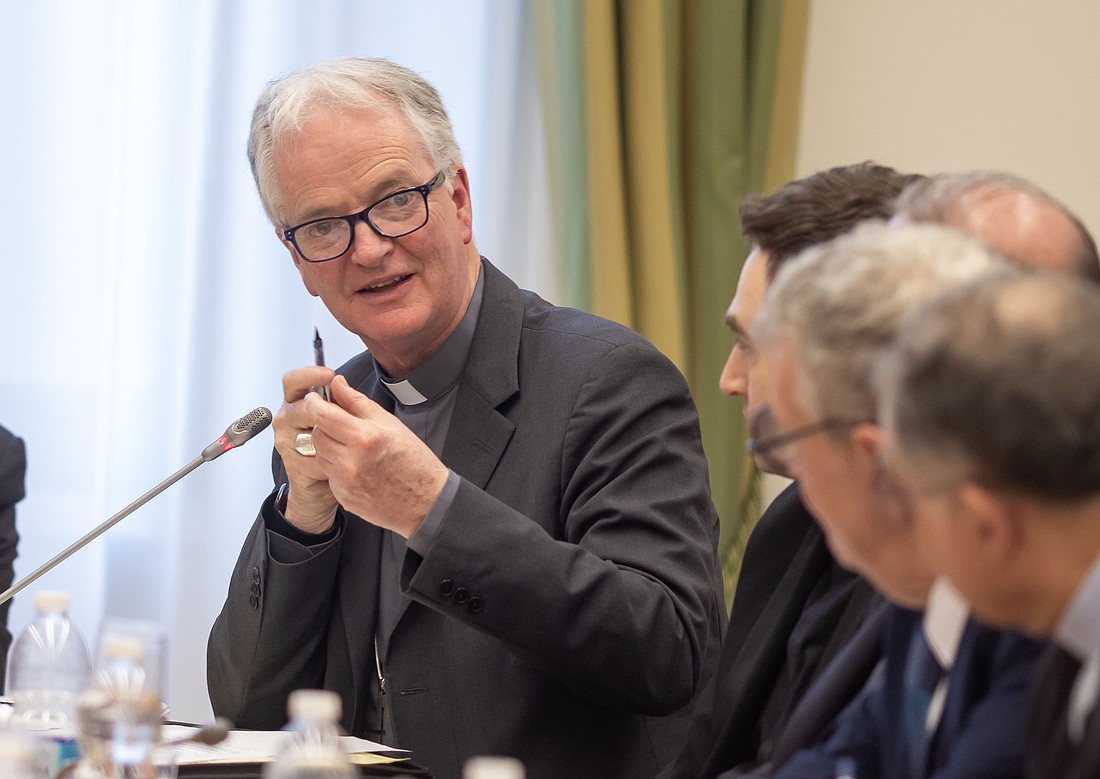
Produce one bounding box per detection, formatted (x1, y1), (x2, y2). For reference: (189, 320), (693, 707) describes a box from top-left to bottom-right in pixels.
(438, 579), (455, 598)
(453, 587), (469, 605)
(252, 566), (261, 584)
(248, 593), (259, 610)
(467, 596), (484, 614)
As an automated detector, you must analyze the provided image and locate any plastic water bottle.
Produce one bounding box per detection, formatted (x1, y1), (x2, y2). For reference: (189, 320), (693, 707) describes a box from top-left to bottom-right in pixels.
(463, 756), (526, 779)
(263, 689), (356, 779)
(76, 634), (163, 779)
(6, 590), (91, 776)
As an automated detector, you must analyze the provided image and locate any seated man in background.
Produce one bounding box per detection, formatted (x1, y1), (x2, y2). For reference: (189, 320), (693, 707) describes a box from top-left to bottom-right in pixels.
(751, 222), (1043, 778)
(878, 272), (1100, 779)
(894, 170), (1100, 281)
(664, 161), (921, 779)
(0, 424), (23, 682)
(207, 57), (725, 779)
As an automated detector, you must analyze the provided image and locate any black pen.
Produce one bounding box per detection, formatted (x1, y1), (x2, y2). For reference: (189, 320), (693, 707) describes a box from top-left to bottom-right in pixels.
(313, 327), (332, 402)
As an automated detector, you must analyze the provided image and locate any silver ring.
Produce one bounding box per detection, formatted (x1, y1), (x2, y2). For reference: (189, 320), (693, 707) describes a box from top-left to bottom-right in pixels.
(294, 432), (316, 457)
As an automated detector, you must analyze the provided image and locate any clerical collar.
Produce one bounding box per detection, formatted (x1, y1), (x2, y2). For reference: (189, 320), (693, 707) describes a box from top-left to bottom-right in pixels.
(376, 263), (485, 407)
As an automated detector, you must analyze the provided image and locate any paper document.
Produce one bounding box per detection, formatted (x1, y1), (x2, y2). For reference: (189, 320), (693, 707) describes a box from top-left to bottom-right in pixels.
(165, 725), (407, 766)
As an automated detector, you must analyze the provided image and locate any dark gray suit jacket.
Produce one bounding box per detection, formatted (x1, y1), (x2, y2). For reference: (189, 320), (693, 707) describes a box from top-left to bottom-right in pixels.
(1028, 644), (1100, 779)
(208, 260), (725, 779)
(664, 484), (877, 779)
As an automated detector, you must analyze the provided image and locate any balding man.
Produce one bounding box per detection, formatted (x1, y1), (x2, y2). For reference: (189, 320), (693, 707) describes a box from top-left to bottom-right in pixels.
(878, 272), (1100, 779)
(895, 170), (1100, 281)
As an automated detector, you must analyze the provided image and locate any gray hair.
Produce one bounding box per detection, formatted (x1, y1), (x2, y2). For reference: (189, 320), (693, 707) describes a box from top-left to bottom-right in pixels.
(753, 221), (1007, 424)
(878, 272), (1100, 500)
(248, 57), (463, 224)
(896, 170), (1100, 283)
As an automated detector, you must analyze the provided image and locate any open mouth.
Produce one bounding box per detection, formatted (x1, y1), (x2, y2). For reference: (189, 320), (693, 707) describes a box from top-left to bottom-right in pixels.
(360, 274), (412, 294)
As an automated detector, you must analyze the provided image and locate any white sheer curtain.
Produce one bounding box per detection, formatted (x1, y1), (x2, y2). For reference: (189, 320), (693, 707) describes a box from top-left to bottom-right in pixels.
(0, 0), (556, 722)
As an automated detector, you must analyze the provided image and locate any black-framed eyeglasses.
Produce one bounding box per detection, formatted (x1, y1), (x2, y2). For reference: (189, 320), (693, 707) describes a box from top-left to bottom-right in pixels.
(747, 404), (869, 475)
(282, 170), (446, 263)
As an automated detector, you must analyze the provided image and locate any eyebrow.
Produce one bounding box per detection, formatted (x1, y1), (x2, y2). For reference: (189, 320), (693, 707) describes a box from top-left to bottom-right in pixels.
(725, 313), (748, 338)
(292, 174), (419, 225)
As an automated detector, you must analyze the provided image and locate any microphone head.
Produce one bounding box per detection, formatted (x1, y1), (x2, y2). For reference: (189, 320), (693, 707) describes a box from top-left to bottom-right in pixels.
(202, 407), (273, 461)
(227, 407), (274, 445)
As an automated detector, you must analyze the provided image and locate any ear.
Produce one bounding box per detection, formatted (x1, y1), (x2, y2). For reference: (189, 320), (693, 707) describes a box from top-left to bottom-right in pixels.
(450, 166), (475, 244)
(853, 422), (912, 527)
(956, 483), (1022, 563)
(276, 225), (320, 297)
(851, 422), (884, 468)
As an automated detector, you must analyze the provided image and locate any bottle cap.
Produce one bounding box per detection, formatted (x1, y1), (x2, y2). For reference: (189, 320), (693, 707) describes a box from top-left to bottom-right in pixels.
(463, 756), (526, 779)
(102, 636), (144, 661)
(287, 689), (342, 722)
(33, 591), (70, 613)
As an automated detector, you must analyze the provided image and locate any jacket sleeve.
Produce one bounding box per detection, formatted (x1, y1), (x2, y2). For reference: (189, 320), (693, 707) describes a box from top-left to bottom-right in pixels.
(771, 672), (886, 779)
(206, 491), (346, 729)
(401, 340), (725, 715)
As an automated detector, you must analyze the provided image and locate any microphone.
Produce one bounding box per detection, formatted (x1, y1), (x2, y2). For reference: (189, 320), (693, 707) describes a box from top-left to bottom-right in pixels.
(0, 407), (273, 606)
(201, 407), (275, 462)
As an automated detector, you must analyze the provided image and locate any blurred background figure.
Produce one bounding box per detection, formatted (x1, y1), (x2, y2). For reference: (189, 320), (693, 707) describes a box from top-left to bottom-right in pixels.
(0, 425), (25, 686)
(878, 272), (1100, 779)
(750, 223), (1041, 779)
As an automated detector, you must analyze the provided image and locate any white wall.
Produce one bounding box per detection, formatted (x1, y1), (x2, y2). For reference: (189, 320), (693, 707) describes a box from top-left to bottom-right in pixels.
(796, 0), (1100, 234)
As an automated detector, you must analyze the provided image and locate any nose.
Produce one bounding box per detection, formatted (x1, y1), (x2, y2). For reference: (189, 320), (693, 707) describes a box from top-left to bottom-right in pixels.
(719, 346), (749, 398)
(346, 217), (393, 267)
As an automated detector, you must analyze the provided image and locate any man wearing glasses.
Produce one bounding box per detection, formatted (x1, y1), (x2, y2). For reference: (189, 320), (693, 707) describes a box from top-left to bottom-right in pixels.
(750, 222), (1043, 778)
(207, 58), (724, 779)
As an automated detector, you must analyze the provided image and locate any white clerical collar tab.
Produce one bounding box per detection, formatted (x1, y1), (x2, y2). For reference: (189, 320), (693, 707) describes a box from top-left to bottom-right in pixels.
(382, 378), (429, 406)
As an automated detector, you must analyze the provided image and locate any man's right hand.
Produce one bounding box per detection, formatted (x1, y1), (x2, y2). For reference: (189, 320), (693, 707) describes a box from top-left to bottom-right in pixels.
(274, 365), (339, 534)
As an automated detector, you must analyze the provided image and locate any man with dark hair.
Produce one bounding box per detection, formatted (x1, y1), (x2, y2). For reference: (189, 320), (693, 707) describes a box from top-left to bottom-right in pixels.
(739, 162), (926, 280)
(894, 170), (1100, 283)
(878, 272), (1100, 779)
(663, 162), (920, 779)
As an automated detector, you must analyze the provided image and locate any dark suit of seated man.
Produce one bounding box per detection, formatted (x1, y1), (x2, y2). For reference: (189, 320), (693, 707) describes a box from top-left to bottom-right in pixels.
(662, 163), (918, 779)
(775, 589), (1042, 779)
(207, 58), (725, 779)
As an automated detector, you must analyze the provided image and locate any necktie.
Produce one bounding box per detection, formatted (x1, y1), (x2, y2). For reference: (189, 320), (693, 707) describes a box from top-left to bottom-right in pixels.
(904, 630), (945, 778)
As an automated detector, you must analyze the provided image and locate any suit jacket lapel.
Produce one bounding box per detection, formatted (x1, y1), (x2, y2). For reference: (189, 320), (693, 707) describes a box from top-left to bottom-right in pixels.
(701, 518), (833, 773)
(770, 597), (890, 767)
(440, 260), (520, 487)
(1080, 702), (1100, 778)
(1029, 644), (1085, 778)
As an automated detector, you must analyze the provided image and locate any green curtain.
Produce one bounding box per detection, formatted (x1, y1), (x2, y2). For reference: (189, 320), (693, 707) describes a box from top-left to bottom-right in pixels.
(534, 0), (810, 604)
